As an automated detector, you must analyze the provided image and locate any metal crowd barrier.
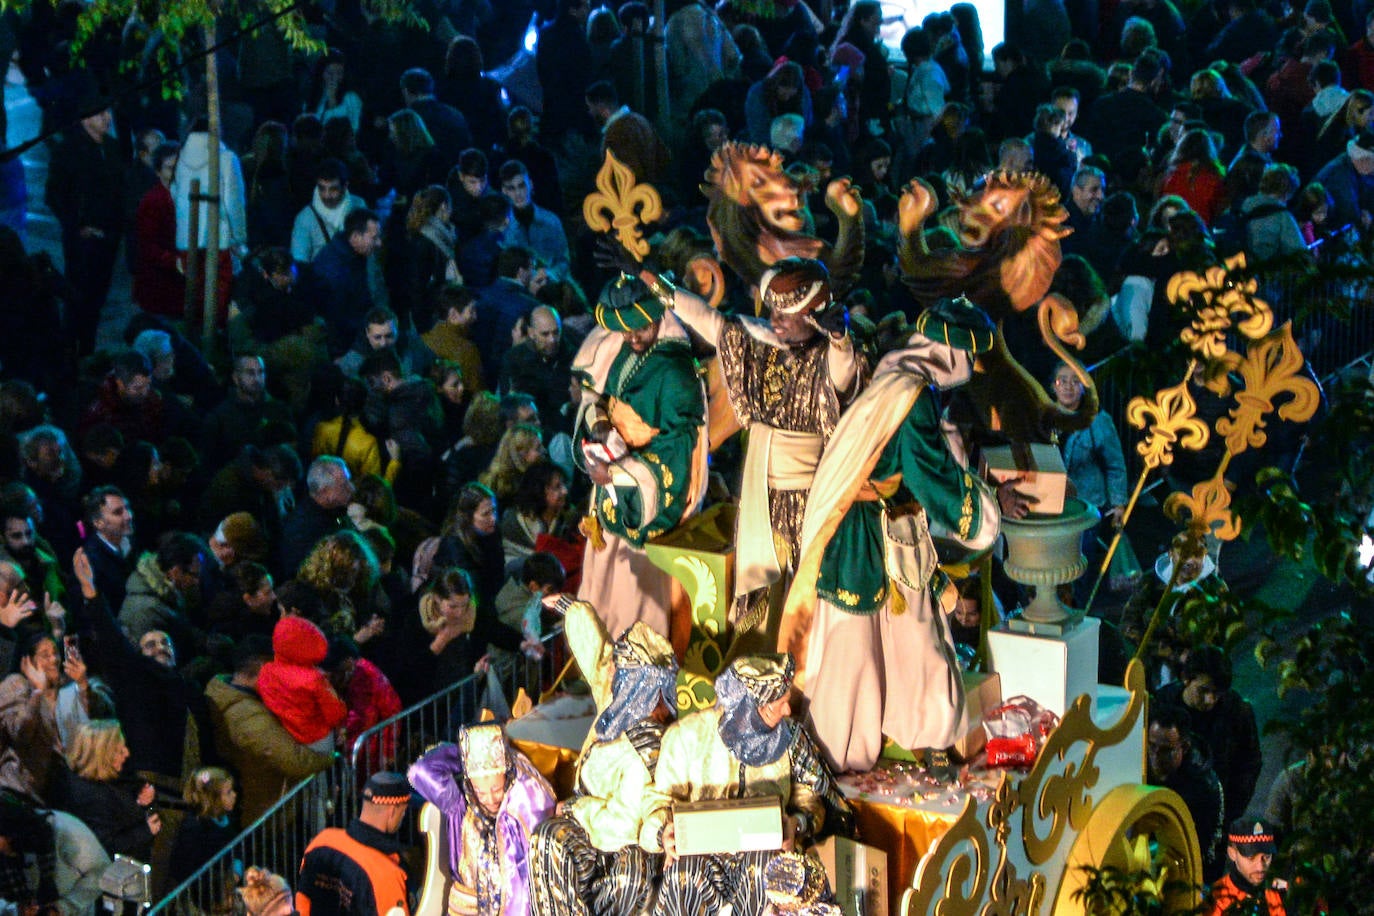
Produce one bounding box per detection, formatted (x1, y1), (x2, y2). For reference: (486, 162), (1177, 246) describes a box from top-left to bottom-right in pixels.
(148, 628), (563, 914)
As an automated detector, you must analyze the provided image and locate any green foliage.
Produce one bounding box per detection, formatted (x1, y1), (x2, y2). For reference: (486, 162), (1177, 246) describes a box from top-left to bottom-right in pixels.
(1252, 613), (1374, 915)
(0, 0), (425, 99)
(1073, 860), (1203, 916)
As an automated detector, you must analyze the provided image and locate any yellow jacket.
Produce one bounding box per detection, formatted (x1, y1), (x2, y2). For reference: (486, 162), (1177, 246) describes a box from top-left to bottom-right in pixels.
(311, 416), (400, 483)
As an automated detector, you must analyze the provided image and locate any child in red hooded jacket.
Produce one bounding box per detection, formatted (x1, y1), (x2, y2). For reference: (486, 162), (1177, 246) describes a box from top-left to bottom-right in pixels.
(257, 615), (348, 751)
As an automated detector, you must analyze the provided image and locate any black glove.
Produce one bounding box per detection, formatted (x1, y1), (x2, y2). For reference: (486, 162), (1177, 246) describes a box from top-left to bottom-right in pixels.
(594, 234), (646, 276)
(813, 302), (849, 338)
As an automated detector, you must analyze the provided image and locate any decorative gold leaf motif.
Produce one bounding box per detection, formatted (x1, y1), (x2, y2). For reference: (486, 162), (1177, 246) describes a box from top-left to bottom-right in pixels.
(1215, 323), (1321, 456)
(1167, 254), (1274, 368)
(899, 663), (1150, 914)
(1164, 474), (1242, 542)
(582, 150), (663, 260)
(901, 795), (990, 916)
(1017, 660), (1148, 864)
(1125, 377), (1211, 469)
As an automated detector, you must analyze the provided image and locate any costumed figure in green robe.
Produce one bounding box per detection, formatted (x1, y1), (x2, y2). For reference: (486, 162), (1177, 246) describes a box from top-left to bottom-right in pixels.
(528, 595), (677, 915)
(778, 297), (1006, 773)
(573, 275), (709, 638)
(651, 655), (851, 916)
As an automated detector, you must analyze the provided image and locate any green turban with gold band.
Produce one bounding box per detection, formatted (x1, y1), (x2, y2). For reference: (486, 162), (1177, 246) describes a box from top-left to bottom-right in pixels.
(595, 273), (666, 332)
(913, 296), (997, 354)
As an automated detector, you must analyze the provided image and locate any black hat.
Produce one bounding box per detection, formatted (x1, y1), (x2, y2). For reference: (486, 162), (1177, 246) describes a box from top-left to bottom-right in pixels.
(362, 771), (411, 806)
(1227, 818), (1278, 855)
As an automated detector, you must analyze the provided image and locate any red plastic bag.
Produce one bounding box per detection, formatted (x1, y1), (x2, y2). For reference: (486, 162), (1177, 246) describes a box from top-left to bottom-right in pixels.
(983, 696), (1059, 768)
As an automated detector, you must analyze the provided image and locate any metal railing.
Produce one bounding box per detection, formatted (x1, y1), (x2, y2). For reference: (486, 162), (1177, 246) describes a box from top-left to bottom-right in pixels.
(147, 629), (563, 914)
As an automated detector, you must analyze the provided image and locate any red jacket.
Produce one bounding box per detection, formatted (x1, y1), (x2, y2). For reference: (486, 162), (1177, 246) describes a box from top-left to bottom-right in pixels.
(1161, 163), (1228, 227)
(343, 658), (402, 779)
(132, 183), (185, 317)
(257, 616), (347, 745)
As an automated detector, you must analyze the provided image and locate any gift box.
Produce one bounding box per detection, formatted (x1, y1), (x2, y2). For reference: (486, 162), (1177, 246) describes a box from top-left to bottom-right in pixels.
(953, 671), (1002, 761)
(816, 836), (889, 916)
(980, 443), (1068, 515)
(673, 796), (782, 856)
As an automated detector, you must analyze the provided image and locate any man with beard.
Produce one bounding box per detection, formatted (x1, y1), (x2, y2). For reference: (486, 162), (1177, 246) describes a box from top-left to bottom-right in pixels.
(78, 350), (169, 446)
(73, 546), (208, 785)
(499, 161), (569, 281)
(500, 306), (574, 434)
(0, 498), (65, 611)
(1205, 818), (1287, 915)
(529, 595), (678, 915)
(603, 248), (863, 638)
(199, 354), (295, 463)
(572, 275), (707, 638)
(407, 724), (554, 915)
(291, 159), (365, 263)
(651, 655), (851, 916)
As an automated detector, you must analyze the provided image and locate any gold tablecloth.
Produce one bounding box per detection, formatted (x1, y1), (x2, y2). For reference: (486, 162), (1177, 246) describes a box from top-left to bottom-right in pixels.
(846, 795), (960, 907)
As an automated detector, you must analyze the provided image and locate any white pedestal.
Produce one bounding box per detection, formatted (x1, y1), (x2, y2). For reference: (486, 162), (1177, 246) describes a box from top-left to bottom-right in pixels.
(986, 616), (1100, 717)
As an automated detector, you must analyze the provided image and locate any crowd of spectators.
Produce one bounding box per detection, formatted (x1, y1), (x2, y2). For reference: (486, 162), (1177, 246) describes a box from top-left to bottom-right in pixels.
(0, 0), (1363, 909)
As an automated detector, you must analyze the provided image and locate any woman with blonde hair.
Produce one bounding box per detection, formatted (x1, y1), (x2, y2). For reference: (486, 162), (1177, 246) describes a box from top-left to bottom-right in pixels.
(479, 423), (546, 502)
(296, 530), (384, 641)
(169, 767), (239, 888)
(238, 868), (293, 916)
(63, 719), (160, 861)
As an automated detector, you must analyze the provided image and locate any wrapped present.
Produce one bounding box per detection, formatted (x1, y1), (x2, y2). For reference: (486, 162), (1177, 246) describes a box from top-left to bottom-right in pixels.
(673, 796), (782, 856)
(980, 443), (1067, 515)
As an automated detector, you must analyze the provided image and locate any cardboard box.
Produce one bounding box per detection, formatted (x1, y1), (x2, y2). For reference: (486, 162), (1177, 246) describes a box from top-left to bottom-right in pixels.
(980, 443), (1068, 515)
(953, 671), (1002, 760)
(816, 836), (889, 916)
(673, 796), (782, 856)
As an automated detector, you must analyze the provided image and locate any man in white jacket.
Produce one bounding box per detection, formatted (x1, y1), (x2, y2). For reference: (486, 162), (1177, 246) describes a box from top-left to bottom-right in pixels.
(172, 118), (247, 326)
(291, 158), (366, 263)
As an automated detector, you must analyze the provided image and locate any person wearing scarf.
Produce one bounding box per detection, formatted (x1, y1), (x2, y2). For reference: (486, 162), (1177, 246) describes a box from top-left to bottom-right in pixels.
(407, 724), (554, 916)
(651, 655), (851, 916)
(778, 297), (1005, 774)
(572, 275), (709, 639)
(529, 596), (678, 915)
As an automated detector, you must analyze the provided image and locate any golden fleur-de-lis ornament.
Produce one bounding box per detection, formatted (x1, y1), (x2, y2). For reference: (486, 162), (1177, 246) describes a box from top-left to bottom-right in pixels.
(1165, 472), (1242, 541)
(1216, 322), (1322, 455)
(1125, 374), (1211, 470)
(582, 150), (663, 261)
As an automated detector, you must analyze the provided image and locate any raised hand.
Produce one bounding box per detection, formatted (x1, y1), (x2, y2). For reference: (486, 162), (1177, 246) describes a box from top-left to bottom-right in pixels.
(73, 548), (97, 599)
(0, 588), (35, 629)
(594, 234), (644, 276)
(20, 655), (49, 692)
